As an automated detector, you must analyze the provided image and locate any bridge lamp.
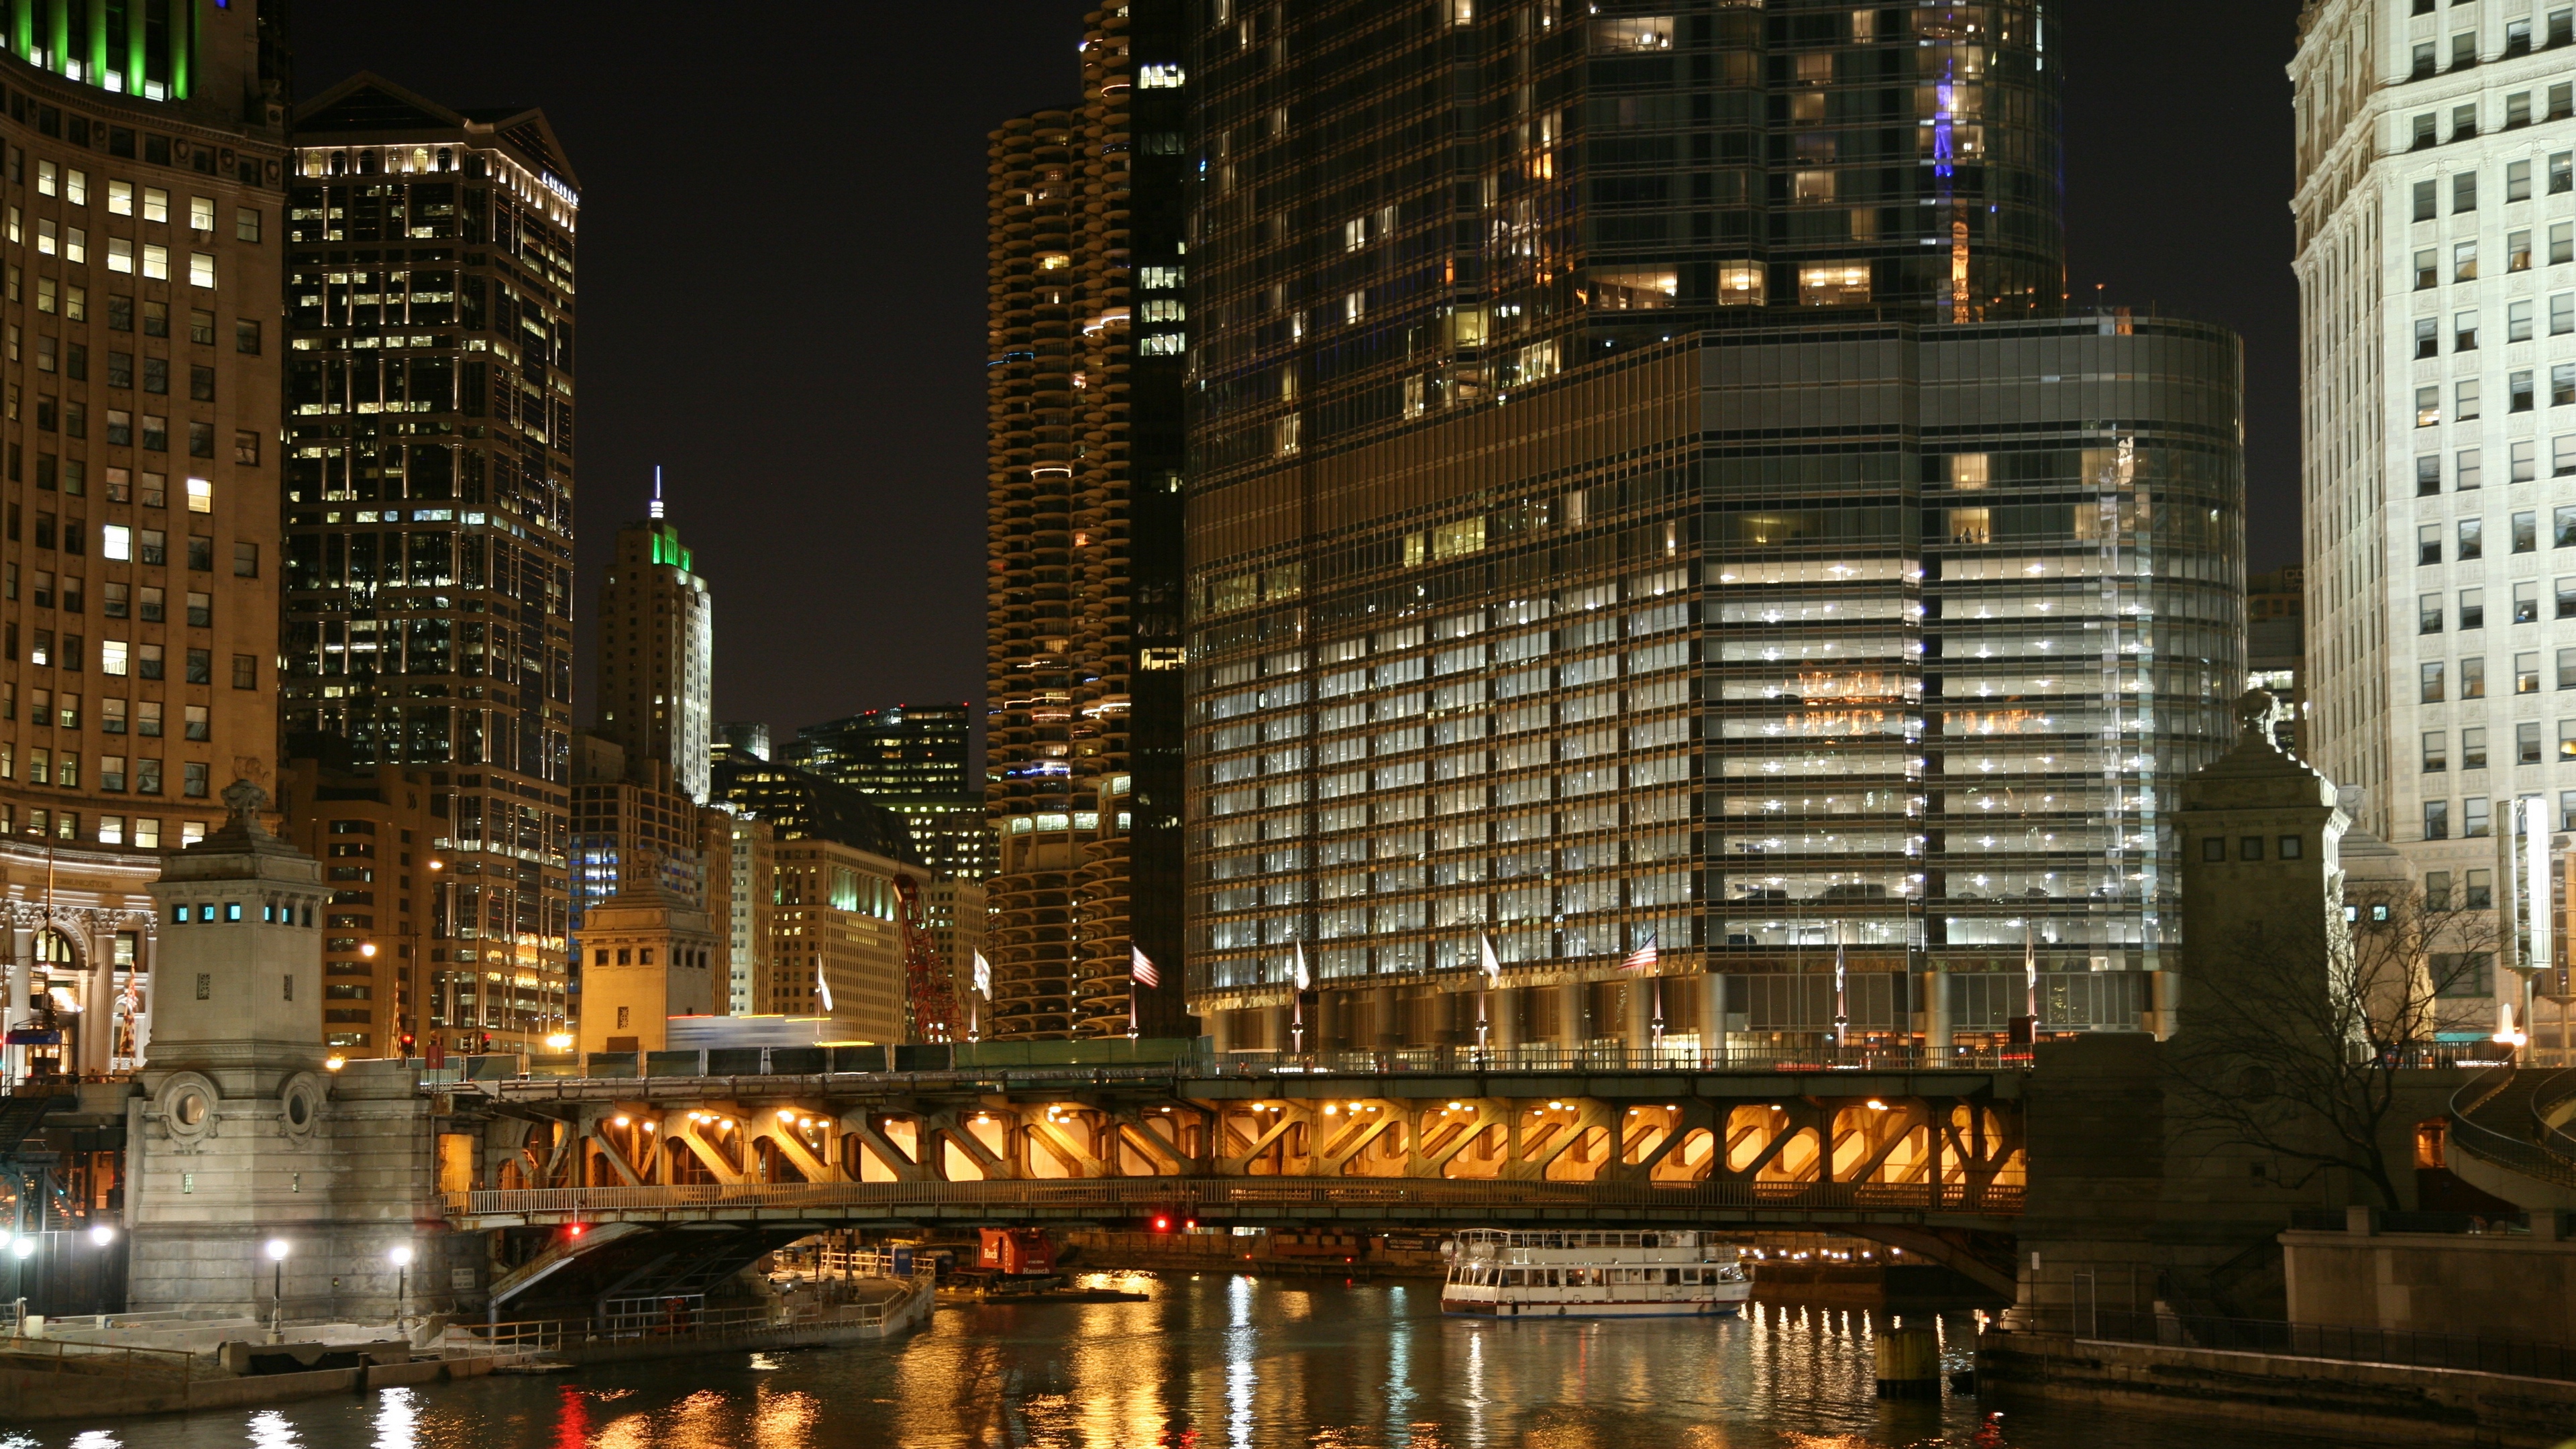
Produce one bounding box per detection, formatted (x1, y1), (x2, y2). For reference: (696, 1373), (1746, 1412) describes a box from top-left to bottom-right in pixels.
(1866, 1099), (1888, 1111)
(88, 1224), (115, 1246)
(264, 1239), (290, 1344)
(544, 1032), (573, 1051)
(1448, 1102), (1462, 1110)
(642, 1121), (657, 1133)
(613, 1116), (630, 1128)
(11, 1236), (33, 1258)
(1322, 1106), (1338, 1116)
(388, 1244), (413, 1335)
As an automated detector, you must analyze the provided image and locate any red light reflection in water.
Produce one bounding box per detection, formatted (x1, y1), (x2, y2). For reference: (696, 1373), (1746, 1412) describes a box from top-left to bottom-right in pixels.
(554, 1384), (592, 1449)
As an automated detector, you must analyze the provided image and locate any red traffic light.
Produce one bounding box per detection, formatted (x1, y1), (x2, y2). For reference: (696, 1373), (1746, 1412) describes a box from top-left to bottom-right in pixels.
(567, 1224), (585, 1238)
(1153, 1216), (1171, 1232)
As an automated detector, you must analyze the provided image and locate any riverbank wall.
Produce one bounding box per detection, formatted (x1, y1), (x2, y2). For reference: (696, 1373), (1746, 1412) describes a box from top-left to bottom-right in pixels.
(1977, 1327), (2576, 1448)
(0, 1350), (503, 1423)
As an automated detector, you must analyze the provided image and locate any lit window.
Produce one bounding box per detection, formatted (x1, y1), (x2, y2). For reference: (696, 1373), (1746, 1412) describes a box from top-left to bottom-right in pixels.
(186, 478), (212, 513)
(1139, 64), (1186, 88)
(142, 188), (167, 224)
(142, 244), (168, 281)
(107, 180), (131, 217)
(188, 195), (213, 231)
(102, 525), (129, 561)
(1717, 262), (1765, 306)
(1798, 264), (1871, 305)
(188, 252), (215, 289)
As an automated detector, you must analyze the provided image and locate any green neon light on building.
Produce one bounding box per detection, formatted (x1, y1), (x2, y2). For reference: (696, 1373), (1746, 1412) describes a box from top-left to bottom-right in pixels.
(8, 0), (194, 101)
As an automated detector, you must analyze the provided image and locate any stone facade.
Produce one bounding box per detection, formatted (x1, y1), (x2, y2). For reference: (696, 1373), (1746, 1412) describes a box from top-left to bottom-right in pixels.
(124, 783), (453, 1320)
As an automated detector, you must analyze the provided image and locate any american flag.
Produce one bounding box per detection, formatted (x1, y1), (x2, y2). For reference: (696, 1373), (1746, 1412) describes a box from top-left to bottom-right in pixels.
(1622, 934), (1659, 972)
(1131, 947), (1160, 989)
(972, 951), (992, 998)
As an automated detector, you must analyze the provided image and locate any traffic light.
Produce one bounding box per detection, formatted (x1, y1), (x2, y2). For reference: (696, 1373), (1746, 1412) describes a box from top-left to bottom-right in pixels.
(1152, 1215), (1171, 1232)
(398, 1032), (416, 1055)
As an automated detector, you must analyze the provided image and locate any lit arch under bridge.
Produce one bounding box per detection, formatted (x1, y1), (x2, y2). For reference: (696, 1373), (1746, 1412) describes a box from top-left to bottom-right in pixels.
(444, 1065), (2027, 1303)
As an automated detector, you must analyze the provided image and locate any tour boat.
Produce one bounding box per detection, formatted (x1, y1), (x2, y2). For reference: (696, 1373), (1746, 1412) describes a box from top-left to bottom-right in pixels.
(1439, 1228), (1752, 1318)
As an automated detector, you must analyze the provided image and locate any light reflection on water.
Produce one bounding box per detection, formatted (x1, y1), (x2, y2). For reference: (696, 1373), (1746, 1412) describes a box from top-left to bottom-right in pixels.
(5, 1278), (2347, 1449)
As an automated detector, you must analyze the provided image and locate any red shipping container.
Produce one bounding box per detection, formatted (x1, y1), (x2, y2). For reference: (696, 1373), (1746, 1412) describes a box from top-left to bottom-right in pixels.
(978, 1227), (1055, 1275)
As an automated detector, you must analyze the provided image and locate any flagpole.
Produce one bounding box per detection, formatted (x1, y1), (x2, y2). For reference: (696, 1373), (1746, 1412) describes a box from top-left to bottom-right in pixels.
(1292, 943), (1310, 1063)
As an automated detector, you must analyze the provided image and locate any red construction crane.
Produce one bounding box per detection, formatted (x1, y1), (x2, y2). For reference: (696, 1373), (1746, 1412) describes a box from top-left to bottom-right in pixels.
(894, 873), (963, 1044)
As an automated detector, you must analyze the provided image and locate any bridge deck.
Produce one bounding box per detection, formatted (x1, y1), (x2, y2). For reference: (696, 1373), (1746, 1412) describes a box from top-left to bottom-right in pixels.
(450, 1175), (2023, 1231)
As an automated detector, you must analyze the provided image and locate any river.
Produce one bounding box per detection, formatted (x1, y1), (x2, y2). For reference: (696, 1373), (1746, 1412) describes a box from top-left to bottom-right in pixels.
(0, 1274), (2337, 1448)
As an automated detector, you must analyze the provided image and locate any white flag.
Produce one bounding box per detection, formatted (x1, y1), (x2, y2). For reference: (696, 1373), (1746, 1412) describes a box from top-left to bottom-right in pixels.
(1132, 947), (1160, 989)
(1293, 941), (1311, 992)
(816, 958), (835, 1014)
(973, 950), (992, 999)
(1480, 932), (1501, 981)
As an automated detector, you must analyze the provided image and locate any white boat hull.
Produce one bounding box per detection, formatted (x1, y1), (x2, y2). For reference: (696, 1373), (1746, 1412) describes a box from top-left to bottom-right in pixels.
(1442, 1294), (1749, 1320)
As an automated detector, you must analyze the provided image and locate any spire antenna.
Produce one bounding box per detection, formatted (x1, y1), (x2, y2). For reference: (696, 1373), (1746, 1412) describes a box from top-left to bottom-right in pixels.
(650, 464), (665, 520)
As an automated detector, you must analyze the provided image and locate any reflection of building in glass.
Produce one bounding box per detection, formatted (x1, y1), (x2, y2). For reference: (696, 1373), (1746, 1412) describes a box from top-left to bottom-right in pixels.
(1181, 4), (2245, 1054)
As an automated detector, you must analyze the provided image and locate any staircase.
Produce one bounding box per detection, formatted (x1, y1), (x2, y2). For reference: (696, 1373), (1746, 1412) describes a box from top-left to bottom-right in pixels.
(0, 1092), (62, 1159)
(2447, 1065), (2576, 1209)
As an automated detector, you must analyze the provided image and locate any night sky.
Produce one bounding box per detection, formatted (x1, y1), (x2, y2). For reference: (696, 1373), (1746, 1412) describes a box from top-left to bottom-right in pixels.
(290, 1), (2302, 741)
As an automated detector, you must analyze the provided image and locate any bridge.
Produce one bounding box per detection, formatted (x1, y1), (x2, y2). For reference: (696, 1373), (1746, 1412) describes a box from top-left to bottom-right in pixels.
(436, 1057), (2029, 1303)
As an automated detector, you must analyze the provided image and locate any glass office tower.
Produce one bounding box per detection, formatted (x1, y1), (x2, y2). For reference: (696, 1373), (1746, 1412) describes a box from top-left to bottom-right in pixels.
(281, 76), (578, 1054)
(1181, 1), (2246, 1055)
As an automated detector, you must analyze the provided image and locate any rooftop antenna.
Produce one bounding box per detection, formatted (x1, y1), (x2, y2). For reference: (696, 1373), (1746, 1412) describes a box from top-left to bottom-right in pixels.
(650, 464), (665, 520)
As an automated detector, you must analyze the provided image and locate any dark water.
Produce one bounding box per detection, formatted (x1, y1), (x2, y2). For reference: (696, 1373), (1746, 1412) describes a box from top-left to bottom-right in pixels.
(1, 1274), (2339, 1448)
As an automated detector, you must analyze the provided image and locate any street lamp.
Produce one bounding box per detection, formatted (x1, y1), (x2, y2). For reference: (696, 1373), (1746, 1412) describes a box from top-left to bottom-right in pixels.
(264, 1238), (290, 1343)
(388, 1244), (413, 1338)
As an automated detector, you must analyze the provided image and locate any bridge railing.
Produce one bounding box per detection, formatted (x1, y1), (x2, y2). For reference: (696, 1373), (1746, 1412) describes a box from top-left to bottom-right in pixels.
(441, 1277), (932, 1362)
(1204, 1044), (2027, 1075)
(451, 1175), (2023, 1220)
(456, 1044), (2040, 1106)
(2065, 1307), (2576, 1384)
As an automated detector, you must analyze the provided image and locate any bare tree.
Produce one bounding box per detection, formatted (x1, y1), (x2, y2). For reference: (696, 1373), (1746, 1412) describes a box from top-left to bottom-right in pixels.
(2168, 883), (2495, 1210)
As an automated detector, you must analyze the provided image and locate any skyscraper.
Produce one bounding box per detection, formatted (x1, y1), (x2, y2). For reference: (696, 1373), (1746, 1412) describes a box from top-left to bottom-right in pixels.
(282, 74), (577, 1058)
(789, 703), (992, 879)
(1181, 3), (2245, 1055)
(2295, 0), (2576, 1033)
(596, 492), (712, 804)
(0, 5), (290, 1080)
(984, 1), (1190, 1040)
